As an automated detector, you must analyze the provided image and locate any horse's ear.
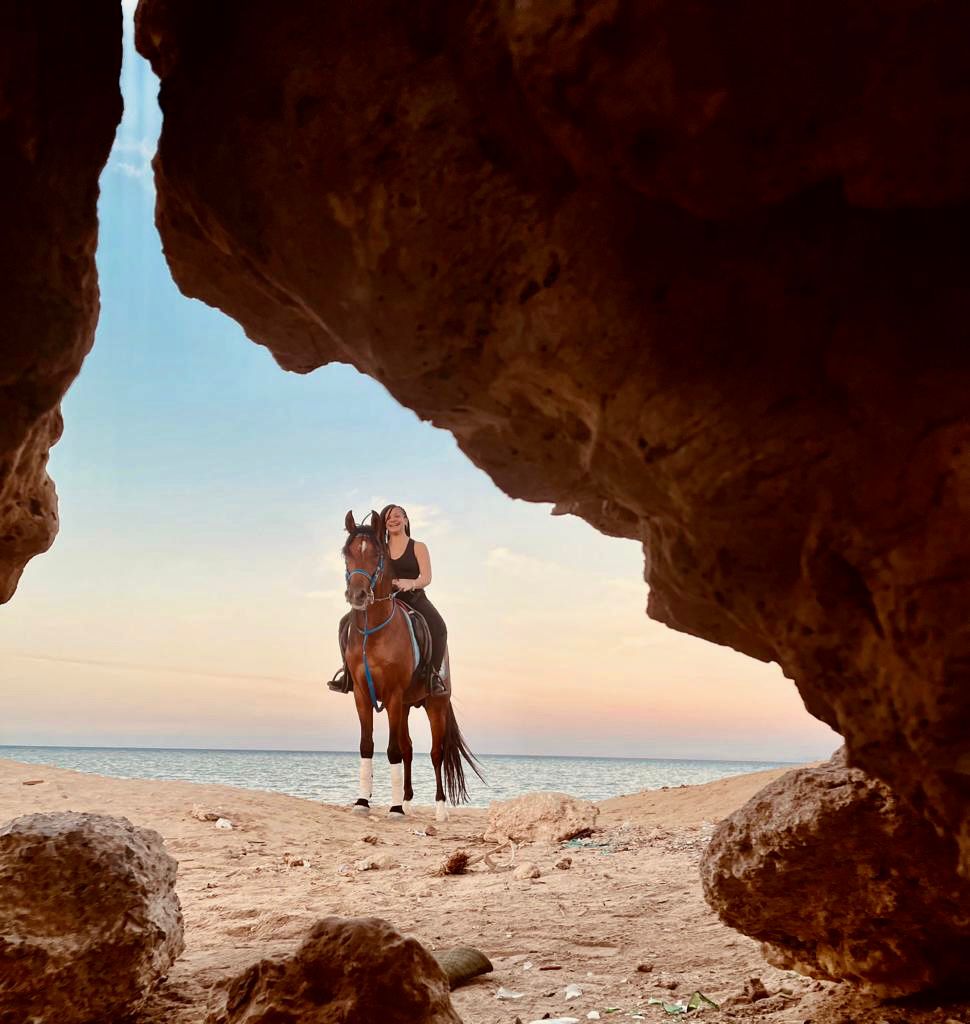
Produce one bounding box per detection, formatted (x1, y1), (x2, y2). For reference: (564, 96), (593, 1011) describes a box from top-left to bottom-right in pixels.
(368, 510), (380, 533)
(345, 510), (356, 533)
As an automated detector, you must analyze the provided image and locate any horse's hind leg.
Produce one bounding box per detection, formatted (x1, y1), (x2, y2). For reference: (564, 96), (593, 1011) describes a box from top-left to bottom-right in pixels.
(427, 699), (449, 822)
(353, 686), (374, 815)
(401, 704), (414, 813)
(385, 694), (406, 818)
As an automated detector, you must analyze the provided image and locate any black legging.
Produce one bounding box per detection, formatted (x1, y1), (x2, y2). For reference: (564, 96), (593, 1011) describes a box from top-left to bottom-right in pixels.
(397, 589), (447, 672)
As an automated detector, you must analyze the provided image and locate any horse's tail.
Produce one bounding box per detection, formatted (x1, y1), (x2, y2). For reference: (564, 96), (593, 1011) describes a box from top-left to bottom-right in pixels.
(443, 703), (485, 805)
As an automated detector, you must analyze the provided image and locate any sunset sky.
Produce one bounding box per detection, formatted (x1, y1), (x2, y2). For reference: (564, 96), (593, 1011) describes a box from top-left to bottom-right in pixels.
(0, 7), (839, 763)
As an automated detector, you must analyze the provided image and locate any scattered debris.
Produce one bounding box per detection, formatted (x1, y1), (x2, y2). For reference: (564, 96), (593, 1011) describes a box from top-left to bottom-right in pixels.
(647, 992), (719, 1015)
(361, 834), (379, 845)
(555, 856), (573, 870)
(336, 863), (353, 876)
(214, 817), (233, 830)
(496, 986), (525, 1000)
(282, 853), (310, 868)
(562, 837), (612, 851)
(440, 850), (470, 875)
(565, 982), (584, 1000)
(744, 977), (770, 1002)
(588, 1013), (601, 1021)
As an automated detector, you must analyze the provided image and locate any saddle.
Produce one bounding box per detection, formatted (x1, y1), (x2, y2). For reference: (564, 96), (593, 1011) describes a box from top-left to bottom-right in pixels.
(338, 600), (449, 706)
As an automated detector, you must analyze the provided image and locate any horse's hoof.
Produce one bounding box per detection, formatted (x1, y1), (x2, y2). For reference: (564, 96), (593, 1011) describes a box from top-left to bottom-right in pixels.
(435, 800), (449, 823)
(352, 800), (370, 816)
(388, 805), (406, 819)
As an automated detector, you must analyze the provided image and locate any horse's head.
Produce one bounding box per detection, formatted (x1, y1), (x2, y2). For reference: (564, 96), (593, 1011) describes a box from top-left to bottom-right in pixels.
(342, 510), (386, 610)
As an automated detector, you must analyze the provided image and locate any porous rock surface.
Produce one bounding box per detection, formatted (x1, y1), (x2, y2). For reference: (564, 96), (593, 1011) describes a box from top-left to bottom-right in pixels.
(0, 811), (185, 1024)
(131, 0), (970, 871)
(0, 1), (122, 602)
(700, 751), (970, 997)
(484, 791), (598, 845)
(205, 916), (461, 1024)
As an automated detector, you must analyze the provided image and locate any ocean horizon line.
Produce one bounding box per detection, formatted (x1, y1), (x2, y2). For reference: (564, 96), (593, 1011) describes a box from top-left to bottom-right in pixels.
(0, 742), (802, 766)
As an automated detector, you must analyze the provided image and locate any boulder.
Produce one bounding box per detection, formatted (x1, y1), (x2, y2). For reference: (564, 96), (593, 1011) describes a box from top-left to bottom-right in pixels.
(205, 916), (460, 1024)
(700, 752), (970, 996)
(0, 811), (185, 1023)
(485, 792), (598, 845)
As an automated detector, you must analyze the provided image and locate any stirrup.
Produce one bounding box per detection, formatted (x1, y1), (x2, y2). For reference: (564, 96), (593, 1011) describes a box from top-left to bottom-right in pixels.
(429, 668), (447, 696)
(327, 667), (352, 694)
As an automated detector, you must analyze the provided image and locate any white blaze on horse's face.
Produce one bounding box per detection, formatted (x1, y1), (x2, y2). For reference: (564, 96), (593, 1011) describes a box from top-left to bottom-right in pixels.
(344, 533), (381, 611)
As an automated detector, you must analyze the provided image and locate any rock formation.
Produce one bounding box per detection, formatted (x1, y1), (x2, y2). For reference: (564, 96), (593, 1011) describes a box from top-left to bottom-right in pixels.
(0, 811), (185, 1024)
(0, 1), (122, 601)
(700, 752), (970, 997)
(205, 916), (461, 1024)
(130, 0), (970, 871)
(484, 792), (598, 844)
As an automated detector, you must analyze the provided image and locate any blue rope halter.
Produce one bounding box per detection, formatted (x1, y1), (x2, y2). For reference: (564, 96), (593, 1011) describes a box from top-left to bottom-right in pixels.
(346, 550), (395, 712)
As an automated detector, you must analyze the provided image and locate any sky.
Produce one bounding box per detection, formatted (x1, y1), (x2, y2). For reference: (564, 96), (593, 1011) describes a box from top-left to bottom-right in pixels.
(0, 8), (839, 763)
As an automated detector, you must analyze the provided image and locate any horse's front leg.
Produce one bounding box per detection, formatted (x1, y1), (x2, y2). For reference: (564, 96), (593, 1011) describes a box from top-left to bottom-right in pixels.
(400, 703), (414, 813)
(353, 685), (374, 815)
(385, 693), (406, 818)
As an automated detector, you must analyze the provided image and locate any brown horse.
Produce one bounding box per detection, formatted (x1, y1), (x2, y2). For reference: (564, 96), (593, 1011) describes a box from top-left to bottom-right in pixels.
(341, 509), (483, 821)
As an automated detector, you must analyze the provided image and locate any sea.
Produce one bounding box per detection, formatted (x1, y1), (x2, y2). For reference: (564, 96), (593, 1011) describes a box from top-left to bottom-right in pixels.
(0, 745), (793, 808)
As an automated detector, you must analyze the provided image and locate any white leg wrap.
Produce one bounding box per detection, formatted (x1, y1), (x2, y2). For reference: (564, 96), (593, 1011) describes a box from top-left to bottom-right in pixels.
(390, 762), (405, 806)
(358, 757), (373, 800)
(435, 799), (449, 822)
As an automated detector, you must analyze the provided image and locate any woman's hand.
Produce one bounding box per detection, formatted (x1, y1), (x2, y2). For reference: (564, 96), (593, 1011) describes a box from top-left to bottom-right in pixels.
(393, 578), (414, 592)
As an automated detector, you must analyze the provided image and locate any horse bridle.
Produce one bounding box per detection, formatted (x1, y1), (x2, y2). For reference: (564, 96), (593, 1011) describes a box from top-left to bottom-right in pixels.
(345, 540), (393, 605)
(345, 537), (396, 712)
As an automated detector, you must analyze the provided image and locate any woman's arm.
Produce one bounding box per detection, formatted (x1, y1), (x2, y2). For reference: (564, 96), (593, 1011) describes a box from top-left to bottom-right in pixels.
(393, 541), (433, 591)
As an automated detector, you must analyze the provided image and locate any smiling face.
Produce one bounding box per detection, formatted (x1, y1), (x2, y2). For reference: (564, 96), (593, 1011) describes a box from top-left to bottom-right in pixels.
(385, 506), (408, 536)
(343, 531), (383, 610)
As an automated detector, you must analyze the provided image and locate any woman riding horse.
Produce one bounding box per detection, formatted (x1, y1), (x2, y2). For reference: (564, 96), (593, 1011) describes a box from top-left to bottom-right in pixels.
(334, 508), (482, 820)
(329, 503), (448, 696)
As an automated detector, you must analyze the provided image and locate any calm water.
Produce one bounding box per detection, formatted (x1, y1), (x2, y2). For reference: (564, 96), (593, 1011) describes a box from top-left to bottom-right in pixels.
(0, 746), (791, 808)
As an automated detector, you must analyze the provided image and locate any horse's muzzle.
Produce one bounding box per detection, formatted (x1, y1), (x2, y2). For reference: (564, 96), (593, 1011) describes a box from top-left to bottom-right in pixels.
(346, 586), (372, 610)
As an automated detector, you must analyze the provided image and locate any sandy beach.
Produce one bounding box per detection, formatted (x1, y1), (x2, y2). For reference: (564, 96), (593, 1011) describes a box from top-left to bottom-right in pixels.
(1, 758), (951, 1024)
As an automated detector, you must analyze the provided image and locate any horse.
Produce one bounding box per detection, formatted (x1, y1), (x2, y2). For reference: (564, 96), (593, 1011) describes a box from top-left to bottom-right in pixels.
(340, 509), (484, 822)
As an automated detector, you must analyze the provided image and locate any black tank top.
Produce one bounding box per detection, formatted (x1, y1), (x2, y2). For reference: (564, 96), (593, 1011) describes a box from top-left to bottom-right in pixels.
(389, 538), (420, 581)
